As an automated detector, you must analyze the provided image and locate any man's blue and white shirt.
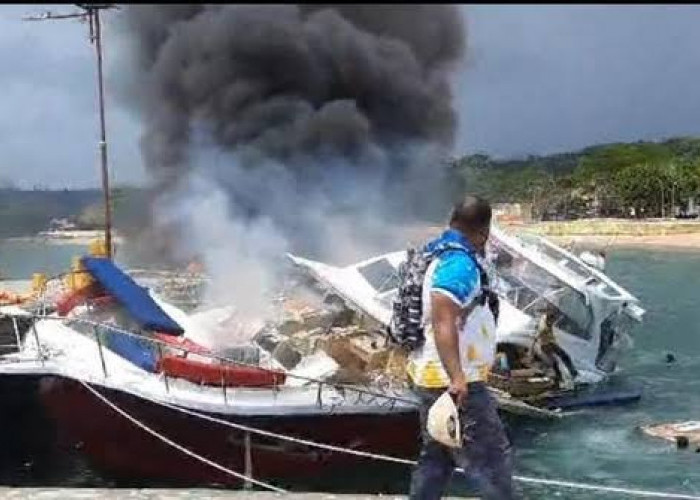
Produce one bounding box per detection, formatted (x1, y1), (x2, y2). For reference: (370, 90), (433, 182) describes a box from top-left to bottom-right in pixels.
(407, 229), (497, 388)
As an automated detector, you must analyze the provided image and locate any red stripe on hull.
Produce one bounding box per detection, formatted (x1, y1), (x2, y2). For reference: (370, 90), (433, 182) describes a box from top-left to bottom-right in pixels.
(38, 377), (419, 487)
(157, 355), (286, 387)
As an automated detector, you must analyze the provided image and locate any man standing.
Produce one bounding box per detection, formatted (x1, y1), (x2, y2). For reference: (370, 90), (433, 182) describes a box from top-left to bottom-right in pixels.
(534, 307), (578, 390)
(408, 196), (514, 500)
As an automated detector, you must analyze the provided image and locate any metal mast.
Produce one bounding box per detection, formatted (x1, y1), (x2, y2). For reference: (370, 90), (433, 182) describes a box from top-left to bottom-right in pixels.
(24, 4), (119, 259)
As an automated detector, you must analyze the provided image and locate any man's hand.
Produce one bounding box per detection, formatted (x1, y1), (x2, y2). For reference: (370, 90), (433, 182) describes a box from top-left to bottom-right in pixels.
(448, 372), (468, 407)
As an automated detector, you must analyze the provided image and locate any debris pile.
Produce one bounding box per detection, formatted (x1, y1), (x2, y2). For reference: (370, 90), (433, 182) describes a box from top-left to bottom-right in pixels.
(125, 264), (551, 397)
(488, 368), (555, 398)
(641, 421), (700, 451)
(251, 288), (409, 391)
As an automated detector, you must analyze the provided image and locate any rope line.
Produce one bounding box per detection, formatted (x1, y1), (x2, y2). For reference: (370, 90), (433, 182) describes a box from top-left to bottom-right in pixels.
(150, 394), (415, 466)
(79, 379), (287, 493)
(23, 313), (419, 407)
(14, 313), (700, 498)
(120, 386), (700, 499)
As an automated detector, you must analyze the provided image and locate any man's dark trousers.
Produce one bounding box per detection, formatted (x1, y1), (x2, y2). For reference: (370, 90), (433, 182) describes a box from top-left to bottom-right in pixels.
(409, 382), (515, 500)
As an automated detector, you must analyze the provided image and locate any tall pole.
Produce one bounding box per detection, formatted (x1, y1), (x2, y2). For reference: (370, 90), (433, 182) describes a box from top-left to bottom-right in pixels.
(23, 4), (118, 259)
(671, 183), (675, 218)
(656, 177), (665, 219)
(660, 183), (665, 219)
(92, 8), (113, 259)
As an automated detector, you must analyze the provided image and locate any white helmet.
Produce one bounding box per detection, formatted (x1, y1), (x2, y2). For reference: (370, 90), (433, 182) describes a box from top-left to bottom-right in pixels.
(427, 391), (462, 448)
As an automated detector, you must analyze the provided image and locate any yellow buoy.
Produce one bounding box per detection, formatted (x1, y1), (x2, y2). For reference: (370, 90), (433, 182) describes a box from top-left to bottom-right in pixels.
(31, 273), (48, 295)
(62, 238), (106, 292)
(64, 256), (93, 292)
(88, 238), (108, 258)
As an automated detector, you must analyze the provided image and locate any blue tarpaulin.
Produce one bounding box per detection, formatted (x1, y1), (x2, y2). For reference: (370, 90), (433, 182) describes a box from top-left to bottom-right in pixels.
(82, 257), (184, 335)
(99, 324), (159, 372)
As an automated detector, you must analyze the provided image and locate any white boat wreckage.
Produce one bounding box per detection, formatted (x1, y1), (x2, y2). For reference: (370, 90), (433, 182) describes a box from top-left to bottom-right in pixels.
(288, 226), (644, 390)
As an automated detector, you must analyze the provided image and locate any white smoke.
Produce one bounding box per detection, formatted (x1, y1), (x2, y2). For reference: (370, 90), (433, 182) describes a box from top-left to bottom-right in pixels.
(153, 172), (288, 346)
(147, 142), (449, 349)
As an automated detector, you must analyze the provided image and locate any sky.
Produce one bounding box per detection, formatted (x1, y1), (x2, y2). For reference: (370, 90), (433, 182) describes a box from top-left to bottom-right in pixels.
(1, 5), (700, 188)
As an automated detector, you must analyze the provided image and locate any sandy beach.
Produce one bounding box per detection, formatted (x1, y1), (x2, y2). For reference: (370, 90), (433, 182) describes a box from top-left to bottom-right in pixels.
(514, 219), (700, 252)
(544, 232), (700, 252)
(6, 231), (124, 246)
(401, 219), (700, 253)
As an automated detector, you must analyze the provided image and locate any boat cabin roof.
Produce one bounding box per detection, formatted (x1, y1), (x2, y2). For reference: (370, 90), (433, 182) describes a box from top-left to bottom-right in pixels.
(287, 225), (645, 328)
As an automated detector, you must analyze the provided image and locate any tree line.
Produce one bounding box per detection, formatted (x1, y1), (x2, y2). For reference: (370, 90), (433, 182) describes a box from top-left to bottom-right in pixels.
(3, 135), (700, 239)
(449, 136), (700, 219)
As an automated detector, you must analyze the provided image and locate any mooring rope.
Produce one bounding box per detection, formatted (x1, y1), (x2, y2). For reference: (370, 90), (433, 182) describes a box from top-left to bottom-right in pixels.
(19, 314), (700, 498)
(149, 393), (415, 466)
(102, 384), (700, 499)
(79, 379), (287, 493)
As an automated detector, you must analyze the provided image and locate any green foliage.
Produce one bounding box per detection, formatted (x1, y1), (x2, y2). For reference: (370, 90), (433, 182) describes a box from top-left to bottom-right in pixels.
(613, 163), (665, 217)
(450, 137), (700, 218)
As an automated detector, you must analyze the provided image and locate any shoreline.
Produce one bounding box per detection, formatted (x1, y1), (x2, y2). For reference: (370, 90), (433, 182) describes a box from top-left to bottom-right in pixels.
(4, 222), (700, 253)
(402, 221), (700, 253)
(542, 233), (700, 252)
(3, 233), (124, 247)
(508, 219), (700, 252)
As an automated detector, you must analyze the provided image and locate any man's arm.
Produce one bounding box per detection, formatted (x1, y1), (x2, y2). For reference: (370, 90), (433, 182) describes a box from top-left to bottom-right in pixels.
(431, 292), (467, 404)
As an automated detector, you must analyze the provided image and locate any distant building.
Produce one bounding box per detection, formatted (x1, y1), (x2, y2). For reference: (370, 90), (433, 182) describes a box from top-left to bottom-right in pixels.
(493, 203), (533, 224)
(47, 218), (77, 232)
(677, 197), (700, 219)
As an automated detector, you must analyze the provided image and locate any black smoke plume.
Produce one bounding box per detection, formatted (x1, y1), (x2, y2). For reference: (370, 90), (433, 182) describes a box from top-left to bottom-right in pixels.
(120, 5), (466, 267)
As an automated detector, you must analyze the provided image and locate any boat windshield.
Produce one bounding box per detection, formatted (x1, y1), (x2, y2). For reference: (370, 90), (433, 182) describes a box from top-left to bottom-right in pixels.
(357, 258), (400, 294)
(492, 243), (593, 340)
(516, 233), (621, 297)
(357, 239), (596, 341)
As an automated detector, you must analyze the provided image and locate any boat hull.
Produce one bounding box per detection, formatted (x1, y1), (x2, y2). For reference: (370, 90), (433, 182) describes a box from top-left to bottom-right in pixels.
(0, 375), (69, 484)
(38, 376), (420, 488)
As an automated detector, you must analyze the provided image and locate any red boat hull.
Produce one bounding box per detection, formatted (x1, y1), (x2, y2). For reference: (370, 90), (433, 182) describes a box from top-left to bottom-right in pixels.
(38, 376), (420, 488)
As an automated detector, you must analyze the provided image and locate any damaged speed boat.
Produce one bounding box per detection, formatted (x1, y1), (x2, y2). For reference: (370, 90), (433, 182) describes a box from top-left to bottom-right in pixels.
(288, 226), (646, 405)
(0, 226), (645, 487)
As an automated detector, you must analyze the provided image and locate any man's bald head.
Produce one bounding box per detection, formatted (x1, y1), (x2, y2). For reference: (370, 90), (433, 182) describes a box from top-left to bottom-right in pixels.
(450, 196), (492, 231)
(449, 196), (492, 253)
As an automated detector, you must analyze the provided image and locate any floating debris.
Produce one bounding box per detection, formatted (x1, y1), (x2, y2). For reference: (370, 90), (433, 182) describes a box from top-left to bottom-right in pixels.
(641, 421), (700, 449)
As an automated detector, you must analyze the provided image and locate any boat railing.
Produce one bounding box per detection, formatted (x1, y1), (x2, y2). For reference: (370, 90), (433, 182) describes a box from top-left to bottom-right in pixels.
(3, 306), (413, 412)
(21, 268), (208, 313)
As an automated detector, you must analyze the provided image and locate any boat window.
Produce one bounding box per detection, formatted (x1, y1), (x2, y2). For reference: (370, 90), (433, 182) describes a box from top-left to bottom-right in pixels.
(491, 246), (593, 340)
(595, 311), (634, 371)
(358, 258), (399, 293)
(551, 287), (593, 340)
(596, 313), (617, 367)
(517, 235), (626, 298)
